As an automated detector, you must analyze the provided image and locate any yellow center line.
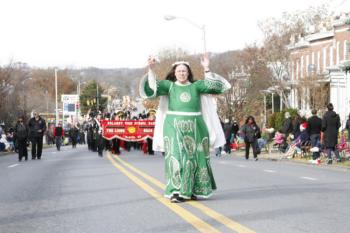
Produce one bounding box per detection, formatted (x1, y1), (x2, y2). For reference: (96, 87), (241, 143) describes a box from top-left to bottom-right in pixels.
(112, 154), (256, 233)
(106, 154), (219, 233)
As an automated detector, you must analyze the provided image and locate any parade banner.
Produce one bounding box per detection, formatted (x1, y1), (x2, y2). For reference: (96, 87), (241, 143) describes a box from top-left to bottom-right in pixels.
(101, 120), (155, 141)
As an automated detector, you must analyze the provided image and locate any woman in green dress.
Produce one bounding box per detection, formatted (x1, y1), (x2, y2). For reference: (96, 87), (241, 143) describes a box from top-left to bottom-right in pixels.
(139, 54), (231, 202)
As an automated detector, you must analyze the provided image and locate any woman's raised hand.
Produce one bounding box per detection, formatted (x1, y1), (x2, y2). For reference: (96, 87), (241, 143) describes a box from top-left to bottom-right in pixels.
(200, 53), (210, 71)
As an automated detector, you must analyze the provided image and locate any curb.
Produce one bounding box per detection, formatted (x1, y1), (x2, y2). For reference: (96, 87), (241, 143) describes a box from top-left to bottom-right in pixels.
(231, 151), (350, 172)
(0, 151), (15, 157)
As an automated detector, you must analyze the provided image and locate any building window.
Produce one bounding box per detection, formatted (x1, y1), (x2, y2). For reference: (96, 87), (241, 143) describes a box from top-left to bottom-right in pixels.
(344, 40), (347, 60)
(306, 55), (309, 76)
(301, 55), (304, 78)
(330, 46), (333, 66)
(336, 41), (340, 65)
(317, 51), (320, 73)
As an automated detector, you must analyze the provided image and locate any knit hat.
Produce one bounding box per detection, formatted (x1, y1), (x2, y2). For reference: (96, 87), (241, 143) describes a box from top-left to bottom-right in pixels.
(300, 122), (307, 131)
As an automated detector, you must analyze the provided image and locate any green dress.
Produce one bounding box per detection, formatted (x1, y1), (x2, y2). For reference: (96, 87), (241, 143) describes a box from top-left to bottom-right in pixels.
(141, 73), (229, 199)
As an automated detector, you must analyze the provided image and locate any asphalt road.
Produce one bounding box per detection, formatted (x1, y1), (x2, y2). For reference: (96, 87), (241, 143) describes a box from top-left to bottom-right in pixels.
(1, 145), (349, 233)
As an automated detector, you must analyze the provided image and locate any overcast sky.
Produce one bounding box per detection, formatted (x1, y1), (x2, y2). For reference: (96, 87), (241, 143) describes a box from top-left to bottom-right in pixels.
(0, 0), (347, 69)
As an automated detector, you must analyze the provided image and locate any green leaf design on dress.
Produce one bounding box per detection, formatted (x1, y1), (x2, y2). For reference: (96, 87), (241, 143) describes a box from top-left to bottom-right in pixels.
(169, 156), (181, 189)
(201, 137), (209, 157)
(183, 135), (196, 157)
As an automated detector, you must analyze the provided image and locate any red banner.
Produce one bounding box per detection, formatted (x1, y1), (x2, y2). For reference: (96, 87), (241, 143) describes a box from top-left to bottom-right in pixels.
(101, 120), (155, 141)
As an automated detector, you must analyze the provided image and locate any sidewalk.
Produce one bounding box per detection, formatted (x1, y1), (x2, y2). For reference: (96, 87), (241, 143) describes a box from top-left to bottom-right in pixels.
(0, 144), (54, 157)
(226, 149), (350, 170)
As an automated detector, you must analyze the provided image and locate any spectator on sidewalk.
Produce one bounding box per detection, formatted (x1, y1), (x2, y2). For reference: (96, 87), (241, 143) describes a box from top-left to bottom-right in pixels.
(345, 113), (350, 142)
(322, 103), (341, 164)
(232, 120), (239, 143)
(223, 119), (234, 154)
(307, 109), (322, 161)
(6, 129), (15, 152)
(281, 112), (293, 137)
(0, 132), (8, 152)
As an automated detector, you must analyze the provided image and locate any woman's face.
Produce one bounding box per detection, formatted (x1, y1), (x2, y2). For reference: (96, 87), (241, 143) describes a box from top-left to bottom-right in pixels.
(175, 64), (189, 84)
(248, 118), (253, 124)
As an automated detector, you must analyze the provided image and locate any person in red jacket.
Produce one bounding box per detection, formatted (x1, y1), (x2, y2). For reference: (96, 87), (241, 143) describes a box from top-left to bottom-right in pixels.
(54, 123), (64, 151)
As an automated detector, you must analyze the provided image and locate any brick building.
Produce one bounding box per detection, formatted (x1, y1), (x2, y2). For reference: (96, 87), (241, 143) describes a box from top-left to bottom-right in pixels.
(287, 12), (350, 125)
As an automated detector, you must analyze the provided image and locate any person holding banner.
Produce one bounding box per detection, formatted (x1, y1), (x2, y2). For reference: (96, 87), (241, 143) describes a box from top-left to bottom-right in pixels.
(94, 113), (104, 157)
(146, 110), (156, 155)
(139, 54), (231, 203)
(111, 111), (123, 155)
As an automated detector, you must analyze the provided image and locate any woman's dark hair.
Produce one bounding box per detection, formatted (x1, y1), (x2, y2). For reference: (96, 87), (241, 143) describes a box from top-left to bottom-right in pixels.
(18, 116), (24, 122)
(165, 63), (194, 83)
(245, 115), (256, 124)
(327, 103), (334, 111)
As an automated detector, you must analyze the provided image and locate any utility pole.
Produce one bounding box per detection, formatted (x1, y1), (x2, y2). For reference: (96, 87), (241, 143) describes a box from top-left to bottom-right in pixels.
(96, 83), (99, 112)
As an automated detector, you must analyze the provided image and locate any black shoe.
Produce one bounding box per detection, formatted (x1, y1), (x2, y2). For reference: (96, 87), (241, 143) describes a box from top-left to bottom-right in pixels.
(170, 194), (184, 203)
(32, 157), (36, 160)
(336, 159), (342, 163)
(37, 157), (41, 160)
(190, 195), (197, 200)
(255, 158), (258, 161)
(171, 197), (184, 203)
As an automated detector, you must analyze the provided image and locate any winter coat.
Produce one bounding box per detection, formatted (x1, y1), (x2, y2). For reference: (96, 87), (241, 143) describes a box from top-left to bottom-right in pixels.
(321, 110), (341, 147)
(232, 122), (239, 135)
(346, 118), (350, 131)
(69, 127), (79, 139)
(15, 122), (28, 140)
(307, 115), (322, 135)
(223, 123), (233, 140)
(54, 127), (64, 137)
(281, 118), (293, 135)
(241, 123), (261, 143)
(28, 116), (46, 138)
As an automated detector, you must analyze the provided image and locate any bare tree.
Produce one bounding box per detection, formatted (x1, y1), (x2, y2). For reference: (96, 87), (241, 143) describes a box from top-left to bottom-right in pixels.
(258, 5), (331, 109)
(217, 46), (272, 125)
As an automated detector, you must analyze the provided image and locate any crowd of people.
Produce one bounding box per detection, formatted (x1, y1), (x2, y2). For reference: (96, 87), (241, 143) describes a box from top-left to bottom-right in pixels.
(0, 107), (157, 161)
(210, 103), (350, 166)
(269, 103), (349, 164)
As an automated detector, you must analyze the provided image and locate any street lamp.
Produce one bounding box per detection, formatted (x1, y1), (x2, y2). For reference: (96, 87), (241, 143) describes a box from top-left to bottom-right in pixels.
(55, 69), (59, 126)
(164, 15), (207, 53)
(76, 81), (87, 122)
(21, 77), (32, 119)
